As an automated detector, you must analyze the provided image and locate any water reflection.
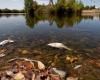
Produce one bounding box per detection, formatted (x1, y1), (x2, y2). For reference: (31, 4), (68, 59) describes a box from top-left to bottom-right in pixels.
(0, 14), (25, 18)
(0, 14), (100, 79)
(25, 14), (83, 28)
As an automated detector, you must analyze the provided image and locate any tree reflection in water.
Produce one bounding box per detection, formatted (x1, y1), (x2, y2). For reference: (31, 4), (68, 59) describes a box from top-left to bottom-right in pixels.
(25, 14), (83, 28)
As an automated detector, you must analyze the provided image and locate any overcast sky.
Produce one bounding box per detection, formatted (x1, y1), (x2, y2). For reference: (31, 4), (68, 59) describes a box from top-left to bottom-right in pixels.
(0, 0), (100, 10)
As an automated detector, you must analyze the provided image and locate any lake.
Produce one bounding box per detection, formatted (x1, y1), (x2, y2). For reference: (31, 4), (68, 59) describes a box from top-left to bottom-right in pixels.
(0, 14), (100, 79)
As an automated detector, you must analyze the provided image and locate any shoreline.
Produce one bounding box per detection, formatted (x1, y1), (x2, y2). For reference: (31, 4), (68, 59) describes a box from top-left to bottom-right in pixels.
(0, 13), (26, 14)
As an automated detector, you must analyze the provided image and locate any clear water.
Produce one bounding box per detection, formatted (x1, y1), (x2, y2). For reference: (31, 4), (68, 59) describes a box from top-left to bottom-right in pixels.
(0, 14), (100, 74)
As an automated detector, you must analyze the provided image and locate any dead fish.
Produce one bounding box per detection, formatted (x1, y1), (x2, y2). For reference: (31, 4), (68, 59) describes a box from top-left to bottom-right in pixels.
(0, 39), (14, 46)
(47, 43), (72, 51)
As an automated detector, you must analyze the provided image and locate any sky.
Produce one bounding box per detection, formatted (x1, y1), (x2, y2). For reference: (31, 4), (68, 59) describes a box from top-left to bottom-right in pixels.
(0, 0), (100, 10)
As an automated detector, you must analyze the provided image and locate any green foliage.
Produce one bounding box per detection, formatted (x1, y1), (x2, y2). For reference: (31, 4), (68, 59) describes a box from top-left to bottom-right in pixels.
(35, 5), (47, 14)
(24, 0), (37, 15)
(54, 0), (84, 14)
(0, 0), (84, 15)
(84, 5), (95, 10)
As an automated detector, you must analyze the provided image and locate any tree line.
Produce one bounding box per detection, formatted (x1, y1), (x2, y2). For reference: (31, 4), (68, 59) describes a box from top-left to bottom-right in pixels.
(25, 0), (96, 16)
(0, 8), (24, 13)
(25, 0), (84, 15)
(0, 0), (96, 14)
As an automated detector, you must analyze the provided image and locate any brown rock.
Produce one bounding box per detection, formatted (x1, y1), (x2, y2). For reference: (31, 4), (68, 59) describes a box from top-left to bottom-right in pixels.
(66, 77), (78, 80)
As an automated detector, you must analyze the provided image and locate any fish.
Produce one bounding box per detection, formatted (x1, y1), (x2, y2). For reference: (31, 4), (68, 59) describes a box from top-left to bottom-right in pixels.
(47, 43), (72, 51)
(0, 39), (14, 46)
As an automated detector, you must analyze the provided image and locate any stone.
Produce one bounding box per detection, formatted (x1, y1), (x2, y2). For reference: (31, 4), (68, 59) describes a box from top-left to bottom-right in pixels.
(66, 55), (78, 63)
(6, 70), (14, 77)
(22, 50), (29, 54)
(52, 68), (66, 78)
(66, 77), (78, 80)
(14, 72), (25, 80)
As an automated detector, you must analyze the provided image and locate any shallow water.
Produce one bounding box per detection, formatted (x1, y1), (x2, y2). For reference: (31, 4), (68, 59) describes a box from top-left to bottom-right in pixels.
(0, 14), (100, 79)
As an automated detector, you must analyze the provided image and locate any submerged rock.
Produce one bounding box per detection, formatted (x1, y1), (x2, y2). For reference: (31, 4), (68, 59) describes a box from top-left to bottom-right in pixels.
(66, 77), (78, 80)
(88, 59), (100, 68)
(0, 49), (7, 57)
(32, 73), (35, 80)
(50, 74), (61, 80)
(14, 72), (25, 80)
(0, 53), (5, 57)
(50, 68), (66, 79)
(66, 55), (78, 63)
(18, 49), (30, 55)
(8, 58), (45, 70)
(74, 65), (82, 69)
(6, 70), (14, 77)
(0, 58), (68, 80)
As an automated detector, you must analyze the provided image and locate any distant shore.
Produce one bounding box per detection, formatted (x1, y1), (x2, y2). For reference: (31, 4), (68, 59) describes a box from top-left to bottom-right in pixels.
(82, 9), (100, 16)
(0, 13), (26, 14)
(82, 9), (100, 13)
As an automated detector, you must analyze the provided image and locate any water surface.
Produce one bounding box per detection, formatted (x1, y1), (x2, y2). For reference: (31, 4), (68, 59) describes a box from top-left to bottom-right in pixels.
(0, 14), (100, 79)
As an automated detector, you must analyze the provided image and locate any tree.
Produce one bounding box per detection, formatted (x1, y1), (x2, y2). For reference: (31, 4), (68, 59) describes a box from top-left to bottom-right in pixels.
(24, 0), (34, 15)
(0, 9), (2, 13)
(55, 0), (84, 14)
(49, 0), (53, 5)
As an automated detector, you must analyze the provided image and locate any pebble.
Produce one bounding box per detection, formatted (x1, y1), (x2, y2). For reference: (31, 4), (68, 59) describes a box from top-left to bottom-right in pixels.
(14, 72), (25, 80)
(74, 65), (82, 69)
(0, 53), (5, 57)
(66, 77), (78, 80)
(52, 68), (66, 78)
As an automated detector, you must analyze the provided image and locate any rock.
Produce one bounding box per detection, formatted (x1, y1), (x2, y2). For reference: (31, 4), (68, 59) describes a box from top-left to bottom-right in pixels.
(6, 70), (14, 77)
(1, 76), (9, 80)
(89, 59), (100, 68)
(50, 74), (61, 80)
(0, 53), (5, 57)
(37, 61), (45, 70)
(66, 55), (78, 63)
(50, 68), (66, 79)
(46, 76), (50, 80)
(66, 77), (78, 80)
(32, 73), (35, 80)
(0, 49), (6, 53)
(14, 72), (25, 80)
(18, 49), (30, 55)
(35, 75), (41, 80)
(22, 50), (29, 54)
(74, 65), (82, 69)
(16, 60), (34, 70)
(0, 49), (6, 57)
(8, 58), (45, 70)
